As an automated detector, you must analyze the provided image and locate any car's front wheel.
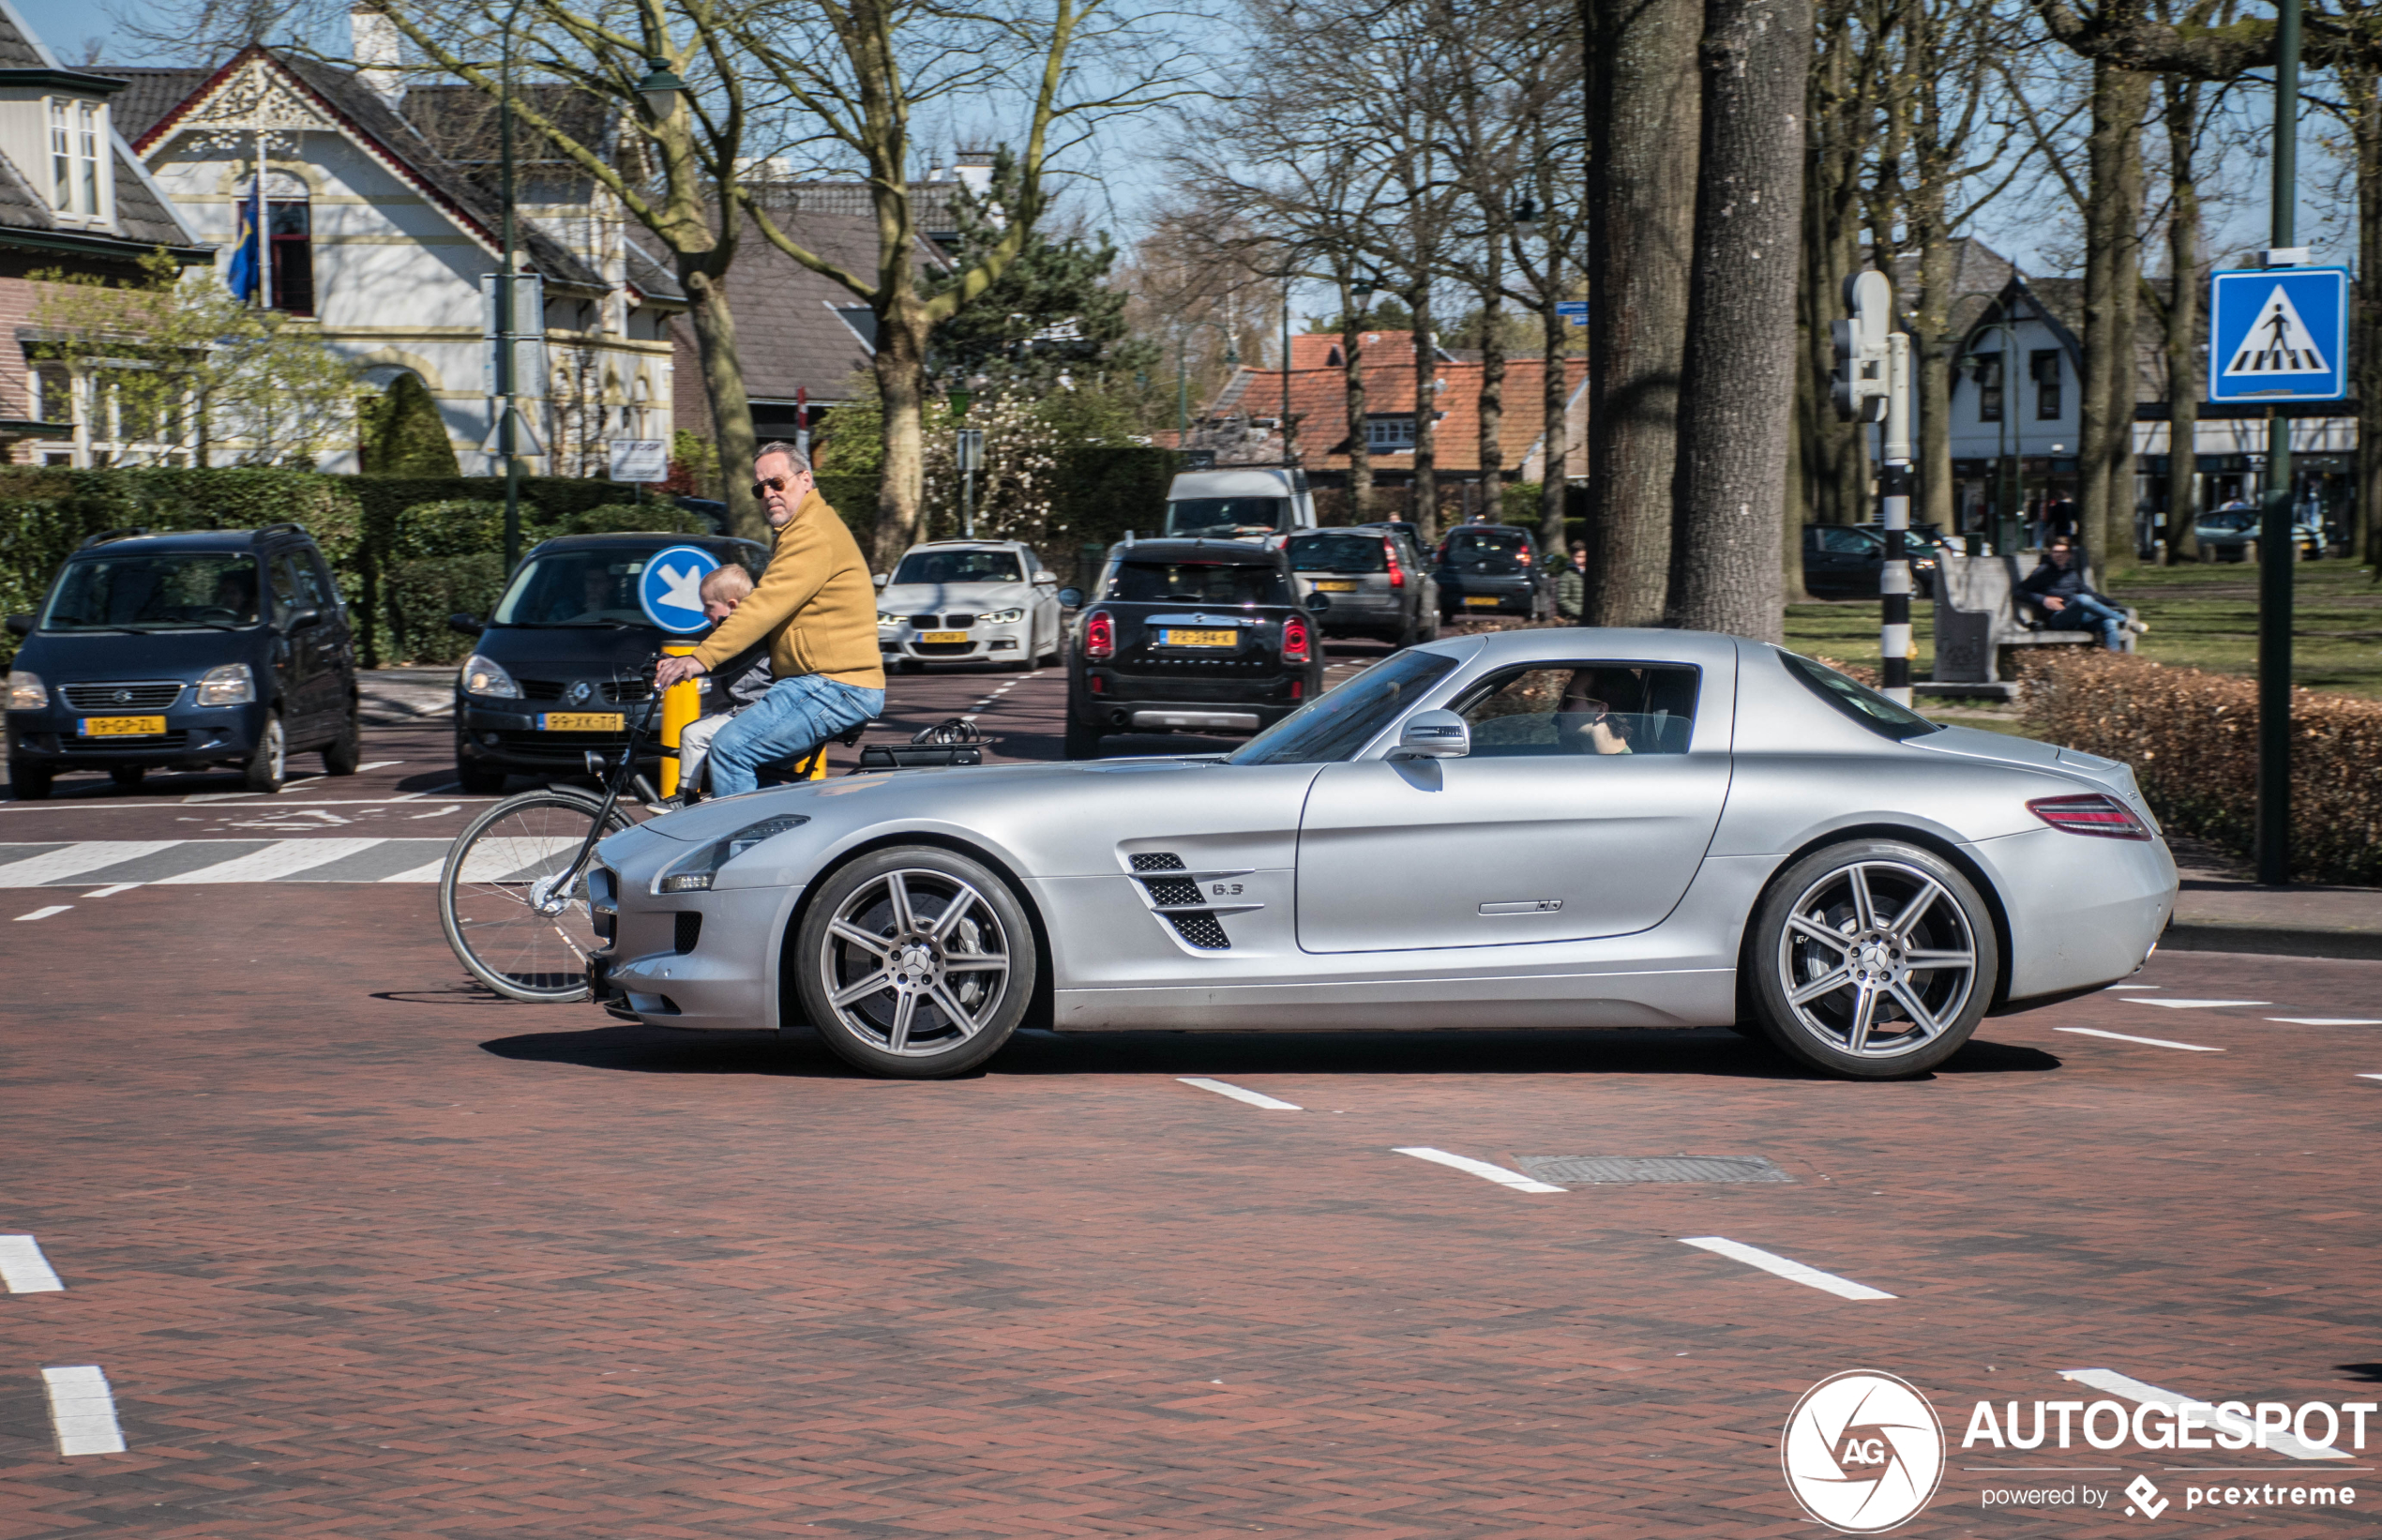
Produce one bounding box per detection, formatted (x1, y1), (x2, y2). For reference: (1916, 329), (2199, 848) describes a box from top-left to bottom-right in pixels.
(793, 846), (1037, 1079)
(1747, 839), (1998, 1079)
(9, 758), (53, 801)
(244, 711), (287, 794)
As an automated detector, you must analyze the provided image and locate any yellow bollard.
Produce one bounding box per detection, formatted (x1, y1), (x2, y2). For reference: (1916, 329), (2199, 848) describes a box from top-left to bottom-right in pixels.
(657, 640), (701, 797)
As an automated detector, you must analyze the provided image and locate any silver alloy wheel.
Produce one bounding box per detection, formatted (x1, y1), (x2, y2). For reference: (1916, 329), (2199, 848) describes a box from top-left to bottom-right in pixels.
(1775, 858), (1978, 1058)
(818, 868), (1012, 1056)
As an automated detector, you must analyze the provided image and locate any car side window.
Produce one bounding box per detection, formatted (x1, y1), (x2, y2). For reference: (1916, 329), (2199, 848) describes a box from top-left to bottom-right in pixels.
(267, 553), (301, 616)
(1815, 528), (1877, 555)
(303, 549), (342, 609)
(288, 555), (329, 611)
(1453, 664), (1700, 758)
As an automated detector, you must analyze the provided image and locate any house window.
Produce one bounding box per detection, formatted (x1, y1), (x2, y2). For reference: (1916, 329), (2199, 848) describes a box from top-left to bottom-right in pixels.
(46, 99), (103, 216)
(2032, 350), (2062, 420)
(78, 101), (100, 216)
(1365, 415), (1417, 451)
(34, 366), (71, 427)
(269, 201), (314, 315)
(1976, 353), (2003, 422)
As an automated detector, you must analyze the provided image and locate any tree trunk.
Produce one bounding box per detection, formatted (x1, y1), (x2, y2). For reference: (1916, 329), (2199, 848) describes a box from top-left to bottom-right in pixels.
(681, 266), (762, 540)
(1539, 297), (1571, 562)
(1478, 287), (1505, 488)
(1799, 0), (1866, 529)
(1412, 291), (1440, 546)
(2078, 60), (2150, 581)
(1584, 0), (1702, 626)
(2352, 64), (2382, 574)
(1785, 364), (1813, 599)
(1343, 301), (1373, 521)
(1666, 0), (1807, 642)
(2163, 73), (2202, 564)
(1912, 198), (1955, 537)
(873, 305), (930, 568)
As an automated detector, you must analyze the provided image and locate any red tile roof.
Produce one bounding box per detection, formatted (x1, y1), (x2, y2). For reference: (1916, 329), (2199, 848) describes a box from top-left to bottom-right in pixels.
(1216, 338), (1588, 476)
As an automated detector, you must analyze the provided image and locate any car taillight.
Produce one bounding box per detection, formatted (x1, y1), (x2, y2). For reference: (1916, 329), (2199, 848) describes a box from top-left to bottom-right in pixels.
(1084, 609), (1115, 661)
(1282, 613), (1311, 663)
(1385, 538), (1404, 588)
(1518, 548), (1533, 565)
(2028, 793), (2151, 840)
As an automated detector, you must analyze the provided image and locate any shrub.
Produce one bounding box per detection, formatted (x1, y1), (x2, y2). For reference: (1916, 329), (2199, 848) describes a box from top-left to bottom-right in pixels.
(387, 553), (505, 665)
(2017, 650), (2382, 883)
(358, 374), (462, 476)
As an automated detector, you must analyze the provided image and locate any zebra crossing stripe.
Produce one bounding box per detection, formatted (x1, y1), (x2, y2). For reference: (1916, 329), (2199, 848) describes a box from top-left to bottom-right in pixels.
(0, 842), (179, 886)
(153, 838), (388, 883)
(0, 839), (458, 884)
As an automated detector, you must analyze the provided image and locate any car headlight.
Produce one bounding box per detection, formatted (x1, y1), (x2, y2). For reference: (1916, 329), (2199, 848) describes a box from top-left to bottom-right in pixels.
(5, 670), (44, 710)
(878, 611), (902, 627)
(980, 607), (1025, 624)
(194, 663), (255, 706)
(461, 653), (521, 699)
(656, 814), (809, 893)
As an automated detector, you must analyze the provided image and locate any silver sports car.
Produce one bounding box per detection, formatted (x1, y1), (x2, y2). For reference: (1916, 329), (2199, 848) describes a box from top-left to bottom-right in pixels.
(588, 628), (2177, 1080)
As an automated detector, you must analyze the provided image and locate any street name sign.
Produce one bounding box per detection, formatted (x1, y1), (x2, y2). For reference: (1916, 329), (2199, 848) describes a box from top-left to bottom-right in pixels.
(2209, 267), (2348, 403)
(609, 439), (669, 482)
(1556, 300), (1588, 327)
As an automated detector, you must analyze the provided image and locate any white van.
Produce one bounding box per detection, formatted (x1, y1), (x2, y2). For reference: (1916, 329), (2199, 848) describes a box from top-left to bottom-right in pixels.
(1160, 468), (1318, 542)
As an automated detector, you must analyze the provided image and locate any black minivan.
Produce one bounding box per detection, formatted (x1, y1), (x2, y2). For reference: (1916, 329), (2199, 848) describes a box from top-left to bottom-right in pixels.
(448, 531), (767, 793)
(5, 524), (361, 798)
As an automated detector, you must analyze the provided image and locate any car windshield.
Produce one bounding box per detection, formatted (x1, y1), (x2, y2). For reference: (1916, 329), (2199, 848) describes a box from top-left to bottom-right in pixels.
(492, 548), (661, 627)
(42, 552), (262, 631)
(1778, 650), (1941, 741)
(893, 549), (1022, 585)
(1105, 561), (1294, 606)
(1229, 648), (1463, 765)
(1165, 498), (1288, 537)
(1288, 534), (1389, 574)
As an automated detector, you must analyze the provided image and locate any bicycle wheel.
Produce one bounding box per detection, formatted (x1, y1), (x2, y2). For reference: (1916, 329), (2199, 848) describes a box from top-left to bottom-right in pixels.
(439, 790), (634, 1002)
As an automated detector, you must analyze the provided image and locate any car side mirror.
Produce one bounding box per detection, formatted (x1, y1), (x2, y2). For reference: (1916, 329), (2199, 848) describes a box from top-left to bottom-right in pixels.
(1056, 586), (1083, 609)
(1033, 569), (1058, 585)
(873, 573), (889, 588)
(1393, 709), (1470, 760)
(5, 612), (31, 637)
(1304, 591), (1331, 613)
(285, 606), (322, 632)
(445, 612), (484, 638)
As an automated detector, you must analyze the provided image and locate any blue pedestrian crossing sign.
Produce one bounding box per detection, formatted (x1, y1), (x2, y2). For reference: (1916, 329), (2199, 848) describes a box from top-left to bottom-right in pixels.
(2209, 267), (2348, 402)
(638, 543), (720, 633)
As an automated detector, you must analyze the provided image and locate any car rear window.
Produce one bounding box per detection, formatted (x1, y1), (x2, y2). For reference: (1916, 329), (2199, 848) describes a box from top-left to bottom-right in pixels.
(893, 549), (1022, 584)
(1105, 561), (1294, 607)
(1779, 651), (1941, 740)
(1288, 534), (1389, 574)
(43, 552), (262, 631)
(1443, 530), (1531, 571)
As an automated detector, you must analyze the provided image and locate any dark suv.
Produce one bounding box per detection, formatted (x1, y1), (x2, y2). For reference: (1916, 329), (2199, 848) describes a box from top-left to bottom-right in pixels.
(5, 524), (360, 798)
(1062, 538), (1327, 759)
(449, 532), (767, 793)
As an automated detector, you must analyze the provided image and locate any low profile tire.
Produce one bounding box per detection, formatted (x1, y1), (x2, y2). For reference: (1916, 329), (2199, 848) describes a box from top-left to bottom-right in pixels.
(1747, 838), (1998, 1079)
(244, 711), (287, 794)
(794, 846), (1038, 1079)
(897, 658), (926, 674)
(10, 758), (53, 801)
(1063, 717), (1105, 760)
(323, 710), (362, 775)
(455, 745), (507, 794)
(109, 764), (146, 789)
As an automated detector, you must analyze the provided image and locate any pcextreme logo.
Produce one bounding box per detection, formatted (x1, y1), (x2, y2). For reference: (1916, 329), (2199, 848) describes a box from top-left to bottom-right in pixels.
(1782, 1370), (1948, 1532)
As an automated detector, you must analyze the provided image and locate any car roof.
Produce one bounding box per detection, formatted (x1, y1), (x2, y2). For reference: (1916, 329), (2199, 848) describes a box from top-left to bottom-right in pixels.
(1115, 537), (1284, 566)
(899, 539), (1026, 552)
(70, 527), (303, 555)
(1447, 523), (1531, 537)
(526, 532), (764, 554)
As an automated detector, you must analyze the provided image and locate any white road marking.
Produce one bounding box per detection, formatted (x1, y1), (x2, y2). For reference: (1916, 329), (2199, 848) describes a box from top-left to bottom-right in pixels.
(42, 1366), (125, 1456)
(2104, 984), (2159, 990)
(1680, 1236), (1896, 1300)
(353, 761), (404, 772)
(2133, 999), (2269, 1009)
(8, 796), (495, 813)
(0, 841), (178, 886)
(2059, 1368), (2349, 1460)
(2359, 1074), (2382, 1083)
(0, 1234), (63, 1292)
(182, 792), (252, 803)
(1178, 1077), (1302, 1110)
(408, 806), (461, 819)
(81, 883), (139, 898)
(379, 859), (449, 883)
(14, 905), (70, 922)
(2270, 1019), (2382, 1026)
(1394, 1147), (1564, 1193)
(2057, 1026), (2224, 1052)
(152, 838), (384, 883)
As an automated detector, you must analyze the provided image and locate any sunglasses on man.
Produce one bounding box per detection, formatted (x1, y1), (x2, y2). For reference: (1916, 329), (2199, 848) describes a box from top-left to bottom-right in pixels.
(752, 472), (807, 500)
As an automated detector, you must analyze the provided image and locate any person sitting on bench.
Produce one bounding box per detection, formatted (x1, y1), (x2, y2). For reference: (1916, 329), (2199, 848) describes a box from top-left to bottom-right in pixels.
(663, 565), (773, 806)
(2017, 536), (2143, 652)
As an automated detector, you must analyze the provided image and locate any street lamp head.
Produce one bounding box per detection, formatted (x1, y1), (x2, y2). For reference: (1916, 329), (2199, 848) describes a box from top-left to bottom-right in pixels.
(637, 58), (685, 121)
(1350, 277), (1375, 309)
(1511, 194), (1539, 233)
(1224, 343), (1241, 368)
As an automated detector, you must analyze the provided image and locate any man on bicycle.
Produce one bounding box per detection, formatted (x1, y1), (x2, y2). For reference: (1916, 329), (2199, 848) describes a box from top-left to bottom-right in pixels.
(652, 442), (883, 797)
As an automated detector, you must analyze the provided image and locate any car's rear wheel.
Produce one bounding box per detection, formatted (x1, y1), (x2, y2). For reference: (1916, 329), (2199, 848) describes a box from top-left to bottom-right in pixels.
(1063, 717), (1104, 760)
(1747, 839), (1998, 1079)
(794, 846), (1036, 1079)
(323, 709), (362, 775)
(244, 712), (287, 794)
(9, 758), (53, 801)
(109, 764), (145, 789)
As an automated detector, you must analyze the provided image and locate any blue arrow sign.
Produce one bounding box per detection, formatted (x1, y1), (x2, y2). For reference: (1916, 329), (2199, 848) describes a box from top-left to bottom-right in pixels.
(638, 544), (720, 634)
(1556, 300), (1589, 327)
(2209, 267), (2348, 403)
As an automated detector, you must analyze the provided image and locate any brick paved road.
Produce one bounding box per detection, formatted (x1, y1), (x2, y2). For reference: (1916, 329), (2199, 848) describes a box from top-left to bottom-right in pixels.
(7, 655), (2381, 1537)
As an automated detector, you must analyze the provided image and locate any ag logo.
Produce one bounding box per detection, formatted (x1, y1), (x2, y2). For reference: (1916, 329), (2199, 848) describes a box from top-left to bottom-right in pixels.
(1782, 1370), (1945, 1532)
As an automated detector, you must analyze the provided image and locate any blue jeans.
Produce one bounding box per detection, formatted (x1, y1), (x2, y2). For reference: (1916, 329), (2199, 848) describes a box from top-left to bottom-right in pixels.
(2047, 593), (2127, 650)
(702, 675), (883, 796)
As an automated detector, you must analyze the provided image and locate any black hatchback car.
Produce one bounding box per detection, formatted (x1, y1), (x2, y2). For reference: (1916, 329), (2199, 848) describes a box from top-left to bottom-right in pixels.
(1433, 523), (1545, 621)
(6, 524), (360, 799)
(449, 532), (767, 793)
(1061, 538), (1327, 759)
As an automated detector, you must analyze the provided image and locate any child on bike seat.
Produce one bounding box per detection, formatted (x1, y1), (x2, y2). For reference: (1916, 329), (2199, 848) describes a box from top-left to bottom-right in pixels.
(658, 565), (772, 808)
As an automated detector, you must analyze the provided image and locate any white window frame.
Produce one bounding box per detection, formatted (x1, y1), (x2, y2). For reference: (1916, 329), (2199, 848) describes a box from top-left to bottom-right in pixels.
(1365, 415), (1417, 451)
(42, 97), (109, 221)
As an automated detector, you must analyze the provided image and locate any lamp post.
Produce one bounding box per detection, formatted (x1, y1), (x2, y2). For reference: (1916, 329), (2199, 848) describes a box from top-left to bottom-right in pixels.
(2257, 0), (2303, 886)
(496, 0), (525, 572)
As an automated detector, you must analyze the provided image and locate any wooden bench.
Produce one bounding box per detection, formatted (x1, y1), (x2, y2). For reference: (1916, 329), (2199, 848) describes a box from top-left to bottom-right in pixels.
(1922, 552), (2134, 700)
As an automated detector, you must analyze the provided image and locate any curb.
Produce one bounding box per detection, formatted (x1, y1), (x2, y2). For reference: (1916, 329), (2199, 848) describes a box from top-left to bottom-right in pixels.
(2162, 922), (2382, 962)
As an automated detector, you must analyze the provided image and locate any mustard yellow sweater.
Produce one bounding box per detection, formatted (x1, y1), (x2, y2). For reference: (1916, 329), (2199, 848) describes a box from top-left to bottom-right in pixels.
(690, 491), (886, 690)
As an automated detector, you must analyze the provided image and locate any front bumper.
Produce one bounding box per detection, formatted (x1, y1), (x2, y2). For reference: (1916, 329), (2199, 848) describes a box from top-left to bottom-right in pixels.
(880, 621), (1030, 664)
(457, 698), (662, 773)
(588, 848), (791, 1030)
(7, 699), (267, 766)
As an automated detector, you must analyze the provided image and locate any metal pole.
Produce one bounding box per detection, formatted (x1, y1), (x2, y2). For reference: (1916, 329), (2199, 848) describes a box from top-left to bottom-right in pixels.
(1177, 337), (1187, 441)
(497, 0), (522, 574)
(2256, 0), (2300, 886)
(1880, 329), (1915, 705)
(1280, 278), (1292, 464)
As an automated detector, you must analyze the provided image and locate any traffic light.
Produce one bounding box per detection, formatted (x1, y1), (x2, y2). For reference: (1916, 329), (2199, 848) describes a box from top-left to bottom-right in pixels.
(1831, 270), (1892, 423)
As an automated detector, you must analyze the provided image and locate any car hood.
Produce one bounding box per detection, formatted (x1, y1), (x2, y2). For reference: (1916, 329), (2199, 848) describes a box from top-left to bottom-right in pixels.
(879, 581), (1035, 612)
(633, 756), (1229, 841)
(14, 627), (262, 679)
(468, 624), (685, 675)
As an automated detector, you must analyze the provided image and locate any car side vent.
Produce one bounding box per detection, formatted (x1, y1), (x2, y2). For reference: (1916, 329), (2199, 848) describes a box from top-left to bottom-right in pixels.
(1130, 852), (1186, 872)
(1168, 913), (1231, 950)
(673, 912), (702, 954)
(1143, 877), (1201, 906)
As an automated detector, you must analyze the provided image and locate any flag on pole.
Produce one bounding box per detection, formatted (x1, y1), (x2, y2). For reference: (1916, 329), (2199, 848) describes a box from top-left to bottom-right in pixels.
(224, 175), (264, 303)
